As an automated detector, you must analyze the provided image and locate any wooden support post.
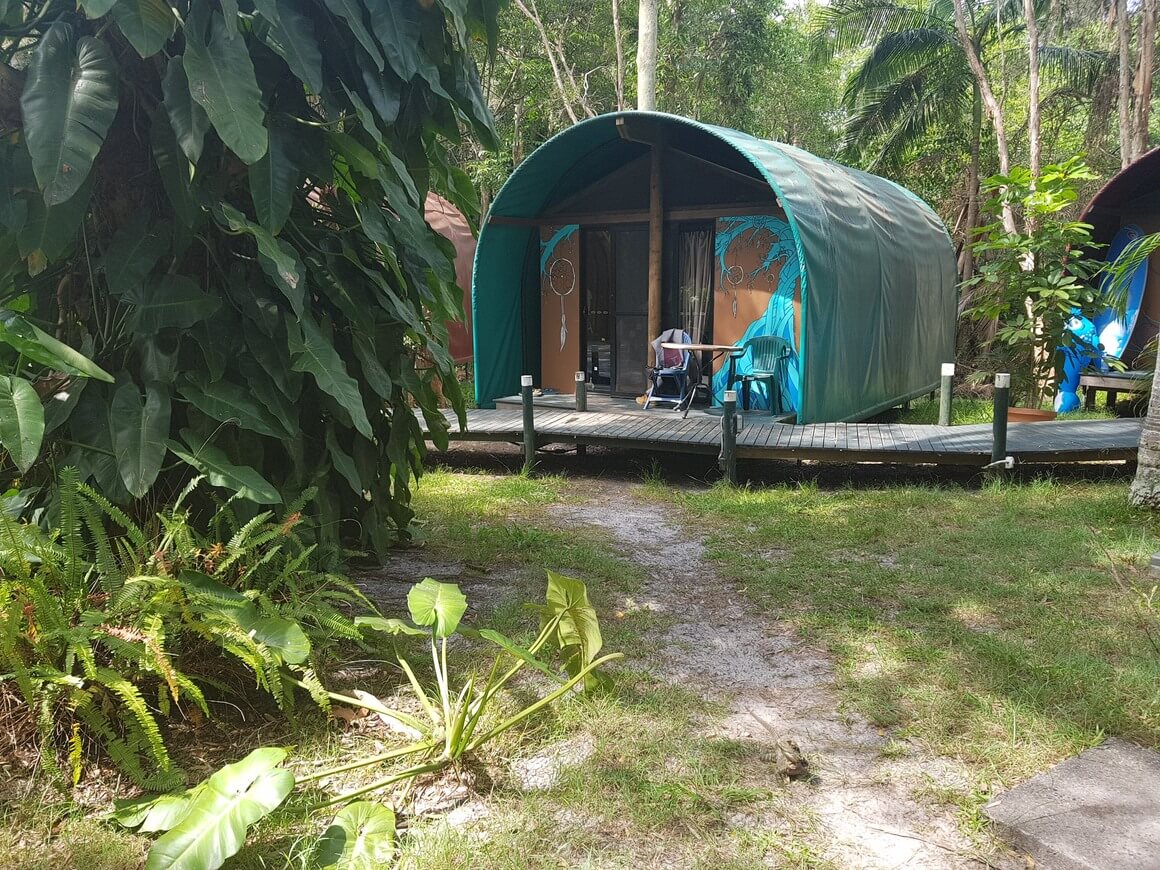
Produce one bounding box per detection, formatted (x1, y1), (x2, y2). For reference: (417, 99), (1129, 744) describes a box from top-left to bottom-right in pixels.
(991, 372), (1010, 473)
(720, 390), (738, 484)
(574, 371), (587, 456)
(521, 374), (536, 474)
(647, 145), (663, 364)
(939, 362), (955, 427)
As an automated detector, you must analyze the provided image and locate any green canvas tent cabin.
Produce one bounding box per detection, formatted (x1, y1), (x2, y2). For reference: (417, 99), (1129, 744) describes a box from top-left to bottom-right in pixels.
(471, 112), (957, 423)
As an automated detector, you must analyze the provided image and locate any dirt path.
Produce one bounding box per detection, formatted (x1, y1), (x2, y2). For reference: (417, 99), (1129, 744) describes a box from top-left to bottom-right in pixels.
(548, 482), (1012, 870)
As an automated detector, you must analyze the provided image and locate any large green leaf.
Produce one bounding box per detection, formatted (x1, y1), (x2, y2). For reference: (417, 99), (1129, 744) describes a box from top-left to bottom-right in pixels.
(79, 0), (119, 15)
(236, 608), (310, 665)
(322, 0), (384, 70)
(289, 316), (372, 438)
(183, 10), (268, 164)
(112, 0), (177, 57)
(150, 108), (199, 228)
(167, 429), (281, 504)
(18, 173), (94, 274)
(216, 204), (305, 313)
(248, 121), (296, 235)
(325, 426), (362, 495)
(125, 276), (220, 334)
(177, 376), (284, 438)
(0, 310), (113, 381)
(543, 571), (604, 678)
(109, 380), (171, 498)
(315, 801), (397, 870)
(145, 748), (294, 870)
(20, 23), (119, 206)
(253, 0), (323, 93)
(102, 212), (169, 298)
(406, 578), (467, 638)
(0, 376), (44, 473)
(162, 58), (210, 165)
(367, 1), (421, 81)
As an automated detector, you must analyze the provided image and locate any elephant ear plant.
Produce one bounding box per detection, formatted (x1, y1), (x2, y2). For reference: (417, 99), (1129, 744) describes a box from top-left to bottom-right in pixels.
(115, 571), (620, 870)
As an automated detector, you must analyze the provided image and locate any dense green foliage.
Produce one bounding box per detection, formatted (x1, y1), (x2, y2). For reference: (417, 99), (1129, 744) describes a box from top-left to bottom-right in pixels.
(0, 0), (499, 555)
(0, 470), (368, 787)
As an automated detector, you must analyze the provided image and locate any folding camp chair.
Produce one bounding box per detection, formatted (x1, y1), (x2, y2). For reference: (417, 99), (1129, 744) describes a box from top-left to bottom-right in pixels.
(643, 329), (700, 409)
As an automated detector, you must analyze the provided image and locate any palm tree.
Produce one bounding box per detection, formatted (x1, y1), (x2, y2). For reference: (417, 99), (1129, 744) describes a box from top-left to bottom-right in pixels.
(816, 0), (1107, 276)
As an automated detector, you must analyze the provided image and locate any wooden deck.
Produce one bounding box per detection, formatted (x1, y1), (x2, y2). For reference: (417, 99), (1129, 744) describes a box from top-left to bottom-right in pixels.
(425, 408), (1142, 467)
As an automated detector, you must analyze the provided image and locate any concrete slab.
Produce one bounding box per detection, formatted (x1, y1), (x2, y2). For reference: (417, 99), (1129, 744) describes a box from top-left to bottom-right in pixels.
(984, 738), (1160, 869)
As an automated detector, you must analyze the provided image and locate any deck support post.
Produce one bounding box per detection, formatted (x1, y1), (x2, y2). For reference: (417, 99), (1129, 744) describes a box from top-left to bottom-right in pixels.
(939, 362), (955, 427)
(574, 371), (587, 456)
(991, 372), (1010, 473)
(720, 390), (738, 484)
(647, 145), (663, 364)
(521, 374), (536, 473)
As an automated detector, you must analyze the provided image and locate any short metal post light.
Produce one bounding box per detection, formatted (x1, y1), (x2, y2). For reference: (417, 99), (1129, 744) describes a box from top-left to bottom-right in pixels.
(521, 375), (536, 473)
(574, 371), (587, 456)
(989, 372), (1013, 472)
(938, 362), (955, 427)
(720, 390), (738, 484)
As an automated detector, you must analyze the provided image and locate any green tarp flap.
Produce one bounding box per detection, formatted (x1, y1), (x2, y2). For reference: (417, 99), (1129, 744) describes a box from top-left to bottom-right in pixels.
(473, 112), (957, 422)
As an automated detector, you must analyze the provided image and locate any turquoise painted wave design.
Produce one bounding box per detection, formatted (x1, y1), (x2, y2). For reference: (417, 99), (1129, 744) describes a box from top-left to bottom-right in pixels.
(540, 224), (579, 274)
(712, 216), (801, 411)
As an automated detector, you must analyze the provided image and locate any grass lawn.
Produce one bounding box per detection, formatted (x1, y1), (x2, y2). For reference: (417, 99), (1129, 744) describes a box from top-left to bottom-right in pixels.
(5, 466), (1158, 867)
(893, 396), (1118, 424)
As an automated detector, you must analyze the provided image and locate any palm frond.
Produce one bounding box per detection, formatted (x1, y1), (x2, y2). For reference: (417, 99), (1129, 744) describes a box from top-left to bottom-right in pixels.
(844, 28), (960, 103)
(812, 0), (944, 56)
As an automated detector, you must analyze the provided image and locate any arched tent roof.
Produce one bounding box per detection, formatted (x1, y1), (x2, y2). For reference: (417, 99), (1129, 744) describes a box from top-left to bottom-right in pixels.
(473, 112), (957, 421)
(1079, 145), (1160, 246)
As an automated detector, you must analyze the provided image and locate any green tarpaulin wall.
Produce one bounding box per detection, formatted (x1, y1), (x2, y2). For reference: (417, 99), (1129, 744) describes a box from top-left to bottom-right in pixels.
(472, 112), (957, 422)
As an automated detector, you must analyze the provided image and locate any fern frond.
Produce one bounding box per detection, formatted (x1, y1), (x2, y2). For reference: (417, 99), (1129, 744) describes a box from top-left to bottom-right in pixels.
(92, 667), (170, 772)
(58, 468), (83, 596)
(77, 484), (148, 554)
(77, 495), (122, 594)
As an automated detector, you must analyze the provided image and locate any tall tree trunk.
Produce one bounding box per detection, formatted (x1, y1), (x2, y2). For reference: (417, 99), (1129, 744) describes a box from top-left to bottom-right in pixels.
(951, 0), (1016, 233)
(1131, 349), (1160, 505)
(1025, 0), (1042, 181)
(612, 0), (626, 110)
(1133, 0), (1156, 157)
(958, 86), (983, 284)
(513, 0), (580, 123)
(637, 0), (658, 111)
(1117, 0), (1134, 166)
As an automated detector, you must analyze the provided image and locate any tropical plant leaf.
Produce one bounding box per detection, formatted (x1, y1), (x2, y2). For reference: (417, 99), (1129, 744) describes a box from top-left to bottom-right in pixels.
(112, 0), (177, 57)
(0, 309), (113, 381)
(20, 23), (119, 206)
(353, 615), (426, 637)
(406, 578), (467, 638)
(109, 380), (171, 499)
(367, 1), (422, 81)
(167, 429), (282, 504)
(0, 376), (44, 473)
(216, 204), (305, 313)
(102, 211), (169, 298)
(125, 276), (220, 334)
(289, 316), (372, 438)
(543, 571), (603, 678)
(177, 376), (285, 438)
(183, 9), (268, 164)
(253, 0), (324, 93)
(325, 426), (362, 495)
(150, 108), (199, 228)
(162, 58), (210, 165)
(113, 786), (206, 833)
(315, 801), (397, 870)
(18, 173), (94, 273)
(322, 0), (384, 70)
(248, 121), (296, 235)
(145, 748), (294, 870)
(478, 629), (559, 679)
(235, 609), (310, 665)
(79, 0), (119, 16)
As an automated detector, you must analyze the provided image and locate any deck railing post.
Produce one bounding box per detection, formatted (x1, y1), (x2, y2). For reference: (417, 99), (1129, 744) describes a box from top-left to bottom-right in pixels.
(521, 374), (536, 473)
(720, 390), (738, 484)
(991, 372), (1010, 472)
(939, 362), (955, 427)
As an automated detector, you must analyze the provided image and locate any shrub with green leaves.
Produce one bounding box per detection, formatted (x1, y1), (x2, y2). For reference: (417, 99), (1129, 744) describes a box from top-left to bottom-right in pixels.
(0, 0), (497, 554)
(0, 469), (373, 787)
(115, 572), (619, 870)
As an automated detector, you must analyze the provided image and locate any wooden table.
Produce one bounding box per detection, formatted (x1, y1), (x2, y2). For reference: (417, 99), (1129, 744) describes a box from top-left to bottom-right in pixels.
(1079, 370), (1148, 410)
(661, 342), (743, 410)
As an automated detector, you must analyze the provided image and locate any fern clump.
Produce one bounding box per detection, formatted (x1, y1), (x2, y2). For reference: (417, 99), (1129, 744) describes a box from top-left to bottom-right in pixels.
(0, 471), (376, 786)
